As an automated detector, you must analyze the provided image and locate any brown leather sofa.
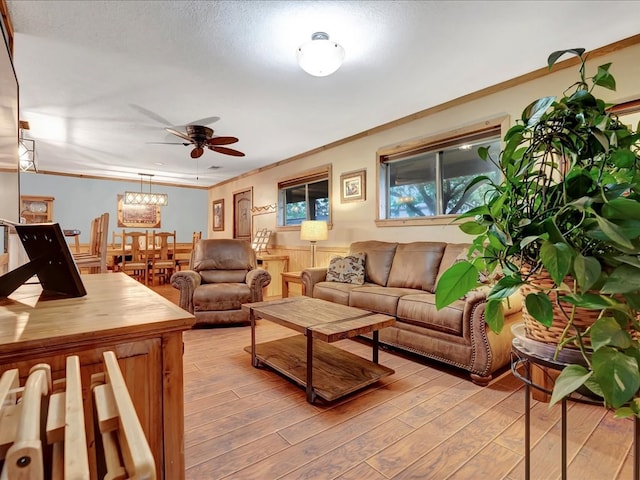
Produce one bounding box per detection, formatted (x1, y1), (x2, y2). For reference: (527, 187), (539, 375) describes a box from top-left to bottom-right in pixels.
(171, 239), (271, 325)
(301, 241), (522, 385)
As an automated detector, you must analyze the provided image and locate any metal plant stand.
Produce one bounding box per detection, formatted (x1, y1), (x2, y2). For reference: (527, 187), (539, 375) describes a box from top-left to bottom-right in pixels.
(511, 337), (639, 480)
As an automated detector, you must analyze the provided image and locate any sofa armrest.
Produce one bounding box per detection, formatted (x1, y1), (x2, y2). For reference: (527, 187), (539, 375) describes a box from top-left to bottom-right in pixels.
(246, 268), (271, 302)
(170, 270), (202, 313)
(301, 267), (328, 297)
(463, 288), (522, 378)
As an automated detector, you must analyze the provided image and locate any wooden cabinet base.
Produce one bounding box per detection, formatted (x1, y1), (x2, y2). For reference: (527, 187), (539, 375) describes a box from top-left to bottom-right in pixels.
(0, 273), (195, 479)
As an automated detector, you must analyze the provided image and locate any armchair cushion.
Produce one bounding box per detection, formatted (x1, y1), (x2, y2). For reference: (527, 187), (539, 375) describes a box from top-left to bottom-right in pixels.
(193, 283), (252, 312)
(192, 238), (256, 271)
(200, 270), (249, 283)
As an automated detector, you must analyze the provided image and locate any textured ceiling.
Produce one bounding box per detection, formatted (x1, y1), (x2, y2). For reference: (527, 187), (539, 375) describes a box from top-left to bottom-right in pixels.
(5, 1), (640, 187)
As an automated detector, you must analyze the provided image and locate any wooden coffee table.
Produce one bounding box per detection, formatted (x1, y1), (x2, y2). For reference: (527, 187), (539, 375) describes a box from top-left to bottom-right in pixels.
(243, 296), (395, 403)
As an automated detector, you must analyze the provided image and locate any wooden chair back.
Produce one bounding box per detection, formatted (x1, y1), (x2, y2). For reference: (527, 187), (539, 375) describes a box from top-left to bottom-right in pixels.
(0, 352), (152, 480)
(119, 230), (149, 284)
(192, 231), (202, 248)
(73, 212), (110, 273)
(175, 231), (202, 271)
(148, 231), (176, 286)
(111, 231), (123, 250)
(92, 351), (156, 480)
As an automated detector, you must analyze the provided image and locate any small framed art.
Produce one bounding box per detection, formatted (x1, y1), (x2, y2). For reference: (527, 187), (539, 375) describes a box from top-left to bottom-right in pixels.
(340, 169), (366, 203)
(212, 198), (224, 231)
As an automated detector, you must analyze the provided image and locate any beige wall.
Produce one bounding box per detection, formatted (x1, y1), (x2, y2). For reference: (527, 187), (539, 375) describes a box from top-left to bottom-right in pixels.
(207, 42), (640, 255)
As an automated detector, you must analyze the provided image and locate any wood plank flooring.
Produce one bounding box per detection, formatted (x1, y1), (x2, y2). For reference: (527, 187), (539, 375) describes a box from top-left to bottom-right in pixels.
(150, 284), (636, 479)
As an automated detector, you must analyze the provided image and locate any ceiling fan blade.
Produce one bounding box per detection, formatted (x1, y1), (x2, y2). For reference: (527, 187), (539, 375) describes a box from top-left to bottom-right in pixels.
(209, 146), (245, 157)
(147, 142), (191, 146)
(191, 147), (204, 159)
(206, 136), (239, 146)
(165, 127), (193, 143)
(129, 104), (174, 126)
(187, 116), (220, 126)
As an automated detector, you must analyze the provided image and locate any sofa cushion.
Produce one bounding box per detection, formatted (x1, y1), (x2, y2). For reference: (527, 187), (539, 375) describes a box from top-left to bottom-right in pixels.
(349, 241), (398, 286)
(313, 281), (362, 305)
(435, 243), (471, 286)
(349, 285), (422, 316)
(326, 252), (366, 284)
(397, 293), (465, 336)
(193, 283), (252, 311)
(387, 242), (446, 292)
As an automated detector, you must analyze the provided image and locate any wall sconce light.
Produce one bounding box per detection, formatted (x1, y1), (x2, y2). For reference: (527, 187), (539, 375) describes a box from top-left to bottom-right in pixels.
(297, 32), (345, 77)
(18, 120), (37, 172)
(300, 220), (328, 267)
(124, 173), (169, 206)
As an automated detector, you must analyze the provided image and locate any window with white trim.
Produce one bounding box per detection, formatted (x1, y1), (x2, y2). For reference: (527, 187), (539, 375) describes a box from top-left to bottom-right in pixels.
(277, 166), (331, 226)
(379, 128), (501, 219)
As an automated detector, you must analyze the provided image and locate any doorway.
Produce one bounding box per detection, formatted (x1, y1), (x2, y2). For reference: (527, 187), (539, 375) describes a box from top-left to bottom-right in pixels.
(233, 189), (252, 240)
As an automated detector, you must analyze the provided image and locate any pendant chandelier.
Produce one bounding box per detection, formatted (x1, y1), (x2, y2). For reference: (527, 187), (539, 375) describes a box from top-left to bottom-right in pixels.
(123, 173), (168, 206)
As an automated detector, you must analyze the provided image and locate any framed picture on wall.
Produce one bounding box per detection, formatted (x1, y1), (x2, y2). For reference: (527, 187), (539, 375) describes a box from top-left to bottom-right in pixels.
(212, 198), (224, 231)
(340, 169), (366, 203)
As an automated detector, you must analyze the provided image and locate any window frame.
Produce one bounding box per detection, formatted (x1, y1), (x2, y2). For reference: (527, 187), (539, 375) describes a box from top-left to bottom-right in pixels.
(277, 164), (332, 231)
(375, 116), (509, 227)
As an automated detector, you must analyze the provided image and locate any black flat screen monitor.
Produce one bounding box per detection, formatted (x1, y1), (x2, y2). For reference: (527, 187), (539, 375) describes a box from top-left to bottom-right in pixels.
(0, 222), (86, 299)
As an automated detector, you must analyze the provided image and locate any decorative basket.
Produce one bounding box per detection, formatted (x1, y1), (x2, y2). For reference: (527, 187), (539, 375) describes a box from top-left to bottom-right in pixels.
(521, 268), (600, 348)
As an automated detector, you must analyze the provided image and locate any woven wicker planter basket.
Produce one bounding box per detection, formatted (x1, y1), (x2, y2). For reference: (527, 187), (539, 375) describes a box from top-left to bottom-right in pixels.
(521, 268), (600, 347)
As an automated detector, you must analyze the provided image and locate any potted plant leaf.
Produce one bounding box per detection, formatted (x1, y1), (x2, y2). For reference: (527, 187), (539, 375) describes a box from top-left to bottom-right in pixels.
(435, 48), (640, 413)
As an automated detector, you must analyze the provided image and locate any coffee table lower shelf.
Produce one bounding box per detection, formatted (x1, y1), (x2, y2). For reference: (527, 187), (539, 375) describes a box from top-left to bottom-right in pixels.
(245, 334), (394, 402)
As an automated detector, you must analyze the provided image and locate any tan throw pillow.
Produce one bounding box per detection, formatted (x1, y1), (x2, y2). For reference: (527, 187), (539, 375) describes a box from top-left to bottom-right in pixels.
(326, 252), (366, 285)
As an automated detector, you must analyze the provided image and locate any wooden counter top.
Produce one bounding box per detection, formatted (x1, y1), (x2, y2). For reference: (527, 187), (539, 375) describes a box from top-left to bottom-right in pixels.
(0, 273), (194, 359)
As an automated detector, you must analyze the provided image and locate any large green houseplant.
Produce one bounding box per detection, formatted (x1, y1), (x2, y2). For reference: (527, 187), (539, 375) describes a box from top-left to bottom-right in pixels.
(435, 49), (640, 414)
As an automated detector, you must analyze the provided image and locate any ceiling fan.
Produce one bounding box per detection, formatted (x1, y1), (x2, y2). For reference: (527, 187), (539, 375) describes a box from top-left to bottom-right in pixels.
(159, 125), (245, 159)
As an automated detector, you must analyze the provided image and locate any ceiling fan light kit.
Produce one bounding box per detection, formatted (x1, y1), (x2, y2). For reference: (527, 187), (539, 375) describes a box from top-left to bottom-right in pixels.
(124, 173), (168, 206)
(297, 32), (345, 77)
(163, 125), (245, 158)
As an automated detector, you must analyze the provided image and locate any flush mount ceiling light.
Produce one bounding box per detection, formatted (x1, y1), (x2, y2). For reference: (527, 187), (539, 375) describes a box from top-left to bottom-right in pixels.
(124, 173), (168, 206)
(296, 32), (345, 77)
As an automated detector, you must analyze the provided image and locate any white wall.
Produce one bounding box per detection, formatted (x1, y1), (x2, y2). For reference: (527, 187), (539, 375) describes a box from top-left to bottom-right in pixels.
(207, 42), (640, 249)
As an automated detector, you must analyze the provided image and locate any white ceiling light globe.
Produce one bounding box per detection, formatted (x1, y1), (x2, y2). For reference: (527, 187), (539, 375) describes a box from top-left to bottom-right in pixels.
(297, 32), (345, 77)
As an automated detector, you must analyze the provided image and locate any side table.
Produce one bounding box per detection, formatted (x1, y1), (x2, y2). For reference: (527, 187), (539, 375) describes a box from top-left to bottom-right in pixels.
(257, 254), (289, 297)
(281, 271), (303, 298)
(511, 329), (640, 480)
(63, 228), (81, 253)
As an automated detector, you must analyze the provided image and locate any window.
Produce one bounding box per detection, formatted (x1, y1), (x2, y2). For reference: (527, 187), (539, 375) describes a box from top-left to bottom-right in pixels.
(278, 166), (331, 227)
(378, 124), (502, 221)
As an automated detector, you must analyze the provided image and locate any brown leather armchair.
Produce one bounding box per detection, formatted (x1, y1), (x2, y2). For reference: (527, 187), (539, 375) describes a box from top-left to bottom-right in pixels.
(170, 239), (271, 325)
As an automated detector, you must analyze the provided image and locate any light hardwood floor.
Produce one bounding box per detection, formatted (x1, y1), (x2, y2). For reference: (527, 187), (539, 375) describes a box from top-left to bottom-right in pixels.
(151, 284), (636, 479)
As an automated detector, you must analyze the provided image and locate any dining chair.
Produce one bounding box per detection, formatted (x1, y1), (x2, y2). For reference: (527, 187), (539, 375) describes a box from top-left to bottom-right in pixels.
(117, 230), (149, 284)
(73, 212), (109, 273)
(148, 230), (177, 286)
(111, 231), (123, 250)
(175, 231), (202, 271)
